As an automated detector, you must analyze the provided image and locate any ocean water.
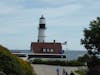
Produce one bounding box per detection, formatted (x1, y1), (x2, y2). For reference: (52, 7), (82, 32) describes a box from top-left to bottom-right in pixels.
(64, 50), (87, 60)
(10, 50), (87, 60)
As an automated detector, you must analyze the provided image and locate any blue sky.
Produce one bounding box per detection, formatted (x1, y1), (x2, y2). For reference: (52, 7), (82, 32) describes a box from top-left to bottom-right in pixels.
(0, 0), (100, 50)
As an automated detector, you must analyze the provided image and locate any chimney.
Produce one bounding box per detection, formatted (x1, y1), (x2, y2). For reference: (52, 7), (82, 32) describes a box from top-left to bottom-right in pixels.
(37, 40), (39, 42)
(53, 40), (55, 43)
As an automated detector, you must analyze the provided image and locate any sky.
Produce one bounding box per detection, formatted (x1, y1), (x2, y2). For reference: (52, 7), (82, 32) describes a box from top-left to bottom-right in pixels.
(0, 0), (100, 50)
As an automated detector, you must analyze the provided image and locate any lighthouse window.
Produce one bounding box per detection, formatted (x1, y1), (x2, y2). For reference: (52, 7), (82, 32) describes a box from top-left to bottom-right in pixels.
(42, 48), (54, 53)
(43, 49), (46, 52)
(47, 49), (50, 52)
(50, 49), (54, 52)
(40, 24), (45, 28)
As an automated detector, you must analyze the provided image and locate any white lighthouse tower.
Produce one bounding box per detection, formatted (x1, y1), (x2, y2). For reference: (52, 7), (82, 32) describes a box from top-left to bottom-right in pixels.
(38, 15), (46, 42)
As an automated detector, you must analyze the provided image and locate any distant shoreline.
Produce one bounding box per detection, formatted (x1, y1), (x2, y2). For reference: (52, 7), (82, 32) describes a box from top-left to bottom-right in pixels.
(10, 50), (87, 60)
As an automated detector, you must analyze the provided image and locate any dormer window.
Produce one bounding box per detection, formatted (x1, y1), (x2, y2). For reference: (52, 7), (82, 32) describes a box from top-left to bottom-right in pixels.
(42, 48), (54, 53)
(43, 48), (46, 52)
(50, 49), (54, 52)
(47, 49), (50, 52)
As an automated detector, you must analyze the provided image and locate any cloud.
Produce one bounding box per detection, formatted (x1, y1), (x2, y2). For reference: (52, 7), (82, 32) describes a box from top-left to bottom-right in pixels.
(46, 4), (82, 16)
(0, 2), (15, 14)
(0, 0), (100, 50)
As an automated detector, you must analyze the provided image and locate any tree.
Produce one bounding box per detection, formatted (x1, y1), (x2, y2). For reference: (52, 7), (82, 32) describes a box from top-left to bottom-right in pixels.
(81, 17), (100, 75)
(81, 17), (100, 56)
(77, 54), (89, 63)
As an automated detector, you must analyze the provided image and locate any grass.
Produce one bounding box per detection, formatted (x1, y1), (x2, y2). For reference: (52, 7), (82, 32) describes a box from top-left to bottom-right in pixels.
(75, 69), (86, 75)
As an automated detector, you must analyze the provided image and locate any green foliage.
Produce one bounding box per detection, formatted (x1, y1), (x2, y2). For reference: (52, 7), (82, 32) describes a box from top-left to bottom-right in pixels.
(46, 60), (67, 66)
(32, 59), (45, 64)
(0, 45), (36, 75)
(30, 59), (84, 66)
(87, 56), (100, 68)
(81, 17), (100, 75)
(81, 17), (100, 55)
(67, 60), (84, 66)
(75, 70), (86, 75)
(77, 54), (89, 63)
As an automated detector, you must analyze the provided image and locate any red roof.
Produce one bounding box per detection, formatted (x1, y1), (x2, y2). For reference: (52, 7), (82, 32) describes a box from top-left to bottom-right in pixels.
(31, 42), (62, 54)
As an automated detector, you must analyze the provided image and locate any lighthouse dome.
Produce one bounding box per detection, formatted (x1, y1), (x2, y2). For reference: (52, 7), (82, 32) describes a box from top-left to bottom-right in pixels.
(40, 15), (45, 19)
(39, 15), (46, 24)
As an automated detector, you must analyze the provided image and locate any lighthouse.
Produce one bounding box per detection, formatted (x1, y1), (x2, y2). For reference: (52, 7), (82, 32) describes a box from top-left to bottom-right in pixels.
(38, 15), (46, 42)
(31, 15), (66, 56)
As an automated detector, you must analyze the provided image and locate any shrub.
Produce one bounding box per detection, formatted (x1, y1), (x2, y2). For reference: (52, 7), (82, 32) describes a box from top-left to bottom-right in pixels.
(0, 45), (36, 75)
(77, 54), (89, 63)
(67, 60), (84, 66)
(46, 60), (67, 66)
(32, 59), (45, 64)
(75, 69), (87, 75)
(31, 58), (84, 66)
(87, 56), (100, 75)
